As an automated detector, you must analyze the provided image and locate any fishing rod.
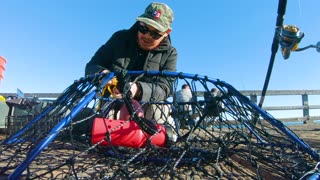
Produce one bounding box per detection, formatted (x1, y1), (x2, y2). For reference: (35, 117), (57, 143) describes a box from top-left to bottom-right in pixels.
(258, 0), (287, 108)
(259, 1), (320, 108)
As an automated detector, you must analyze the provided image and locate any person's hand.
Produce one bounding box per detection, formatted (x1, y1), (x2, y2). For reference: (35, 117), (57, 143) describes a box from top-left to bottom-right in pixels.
(100, 69), (116, 85)
(110, 87), (122, 99)
(97, 69), (112, 85)
(129, 82), (140, 98)
(110, 82), (140, 99)
(100, 69), (110, 74)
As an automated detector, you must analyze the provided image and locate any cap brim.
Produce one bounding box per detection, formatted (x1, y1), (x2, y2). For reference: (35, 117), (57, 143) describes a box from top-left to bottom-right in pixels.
(136, 17), (167, 32)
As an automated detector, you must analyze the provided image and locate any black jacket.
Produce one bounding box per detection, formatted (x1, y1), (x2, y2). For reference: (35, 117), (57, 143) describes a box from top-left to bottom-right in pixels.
(85, 22), (178, 102)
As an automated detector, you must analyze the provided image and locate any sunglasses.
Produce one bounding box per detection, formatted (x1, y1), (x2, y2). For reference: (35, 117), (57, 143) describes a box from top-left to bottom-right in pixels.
(137, 23), (164, 40)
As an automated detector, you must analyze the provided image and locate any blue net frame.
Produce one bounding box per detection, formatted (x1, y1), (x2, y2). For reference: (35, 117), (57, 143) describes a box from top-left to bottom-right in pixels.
(0, 70), (318, 179)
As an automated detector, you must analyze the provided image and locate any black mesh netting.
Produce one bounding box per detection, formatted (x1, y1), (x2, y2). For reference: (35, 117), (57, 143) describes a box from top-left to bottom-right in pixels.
(0, 71), (319, 179)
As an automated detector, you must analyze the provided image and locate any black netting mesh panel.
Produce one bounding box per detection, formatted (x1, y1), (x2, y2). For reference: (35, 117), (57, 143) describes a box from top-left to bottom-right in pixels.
(0, 71), (318, 179)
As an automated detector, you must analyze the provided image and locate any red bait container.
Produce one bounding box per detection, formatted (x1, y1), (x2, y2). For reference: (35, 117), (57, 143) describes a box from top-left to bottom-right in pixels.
(91, 118), (167, 148)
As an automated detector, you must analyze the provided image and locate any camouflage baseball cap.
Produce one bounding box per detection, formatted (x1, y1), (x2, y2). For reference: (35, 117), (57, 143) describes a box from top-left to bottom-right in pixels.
(137, 2), (174, 32)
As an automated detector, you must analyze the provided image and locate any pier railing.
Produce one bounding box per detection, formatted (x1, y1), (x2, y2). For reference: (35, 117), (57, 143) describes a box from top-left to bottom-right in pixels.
(2, 90), (320, 123)
(241, 90), (320, 123)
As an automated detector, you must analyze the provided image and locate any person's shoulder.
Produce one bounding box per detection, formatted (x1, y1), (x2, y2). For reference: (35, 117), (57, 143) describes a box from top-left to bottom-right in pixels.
(155, 41), (177, 58)
(112, 29), (130, 37)
(108, 29), (133, 43)
(158, 37), (174, 49)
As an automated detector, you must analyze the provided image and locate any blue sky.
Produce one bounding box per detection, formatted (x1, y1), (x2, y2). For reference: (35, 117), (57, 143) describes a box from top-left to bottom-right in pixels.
(1, 1), (319, 114)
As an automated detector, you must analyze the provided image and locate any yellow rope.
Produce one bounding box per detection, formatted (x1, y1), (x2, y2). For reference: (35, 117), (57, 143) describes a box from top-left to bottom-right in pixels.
(97, 77), (118, 110)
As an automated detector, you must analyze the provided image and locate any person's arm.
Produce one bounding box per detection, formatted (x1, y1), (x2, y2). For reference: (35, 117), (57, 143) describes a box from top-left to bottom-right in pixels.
(85, 31), (123, 76)
(138, 47), (177, 102)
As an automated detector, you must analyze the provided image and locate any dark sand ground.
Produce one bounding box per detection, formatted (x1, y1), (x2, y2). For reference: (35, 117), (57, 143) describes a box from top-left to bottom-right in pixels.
(1, 122), (319, 151)
(0, 122), (319, 179)
(287, 122), (320, 152)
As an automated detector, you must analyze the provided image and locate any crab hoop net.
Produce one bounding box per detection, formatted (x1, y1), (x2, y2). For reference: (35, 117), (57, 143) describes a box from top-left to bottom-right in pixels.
(0, 71), (318, 179)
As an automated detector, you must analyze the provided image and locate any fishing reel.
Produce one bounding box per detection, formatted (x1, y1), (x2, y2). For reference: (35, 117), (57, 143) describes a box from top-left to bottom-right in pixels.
(279, 25), (320, 59)
(279, 25), (304, 59)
